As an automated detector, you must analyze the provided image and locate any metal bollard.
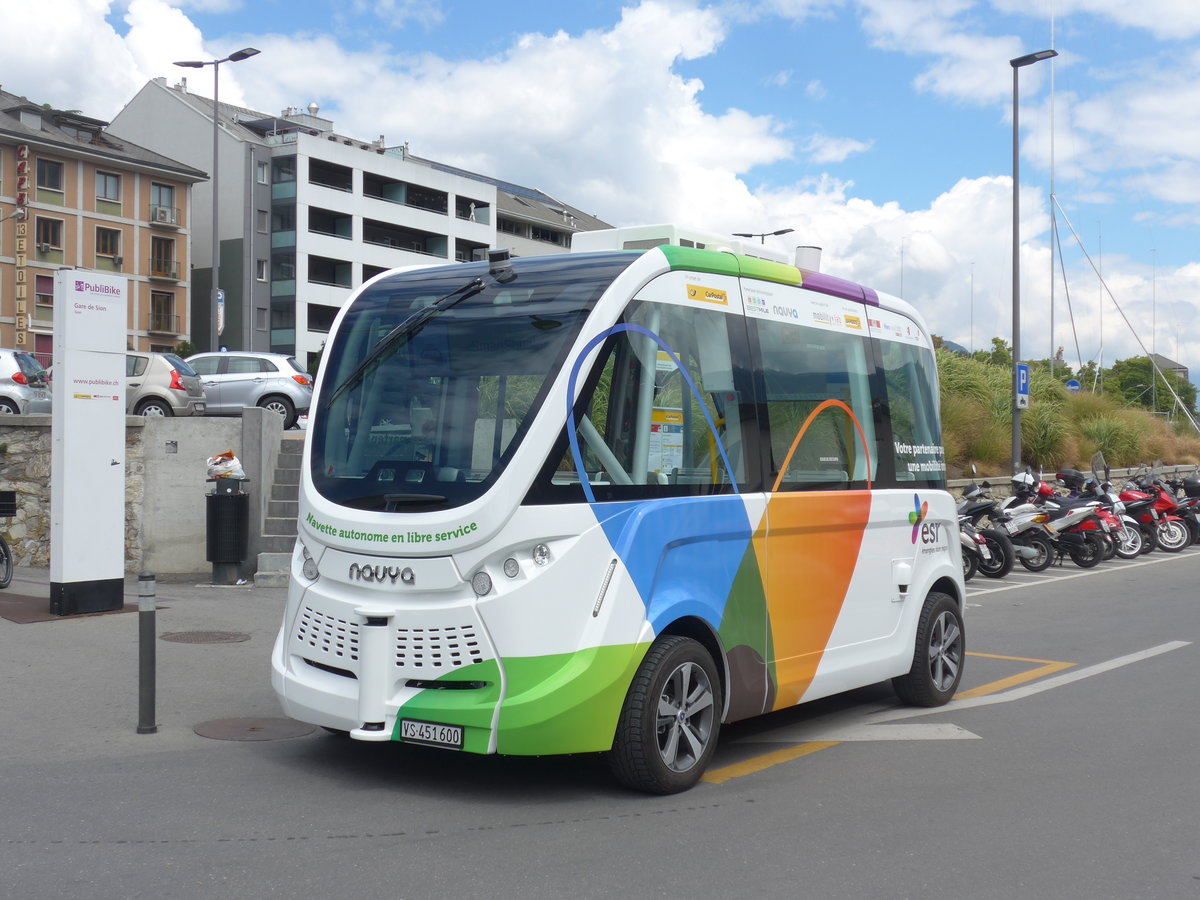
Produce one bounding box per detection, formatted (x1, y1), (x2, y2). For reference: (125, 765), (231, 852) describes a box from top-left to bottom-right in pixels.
(137, 571), (157, 735)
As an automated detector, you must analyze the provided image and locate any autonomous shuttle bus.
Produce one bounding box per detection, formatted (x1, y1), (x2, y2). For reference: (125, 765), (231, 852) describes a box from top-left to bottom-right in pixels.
(271, 225), (964, 793)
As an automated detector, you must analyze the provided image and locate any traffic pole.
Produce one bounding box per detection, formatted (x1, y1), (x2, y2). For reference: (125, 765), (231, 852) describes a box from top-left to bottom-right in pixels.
(137, 571), (157, 734)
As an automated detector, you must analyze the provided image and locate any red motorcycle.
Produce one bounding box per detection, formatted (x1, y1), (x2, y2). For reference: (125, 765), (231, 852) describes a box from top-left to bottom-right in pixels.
(1119, 466), (1190, 553)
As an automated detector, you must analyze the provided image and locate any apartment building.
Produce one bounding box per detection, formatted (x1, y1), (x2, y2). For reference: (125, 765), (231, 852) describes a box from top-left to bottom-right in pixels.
(110, 78), (610, 369)
(0, 88), (205, 363)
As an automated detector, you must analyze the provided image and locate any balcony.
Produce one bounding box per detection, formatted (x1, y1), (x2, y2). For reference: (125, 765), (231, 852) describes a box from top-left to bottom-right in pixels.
(148, 259), (180, 281)
(308, 159), (353, 193)
(456, 197), (490, 225)
(148, 312), (181, 335)
(149, 205), (180, 228)
(363, 219), (447, 258)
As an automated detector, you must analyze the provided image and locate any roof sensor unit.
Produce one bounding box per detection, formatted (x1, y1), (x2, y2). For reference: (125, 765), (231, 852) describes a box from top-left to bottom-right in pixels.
(488, 249), (516, 283)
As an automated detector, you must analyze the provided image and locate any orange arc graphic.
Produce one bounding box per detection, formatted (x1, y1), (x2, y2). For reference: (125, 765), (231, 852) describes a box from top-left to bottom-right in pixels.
(761, 398), (874, 710)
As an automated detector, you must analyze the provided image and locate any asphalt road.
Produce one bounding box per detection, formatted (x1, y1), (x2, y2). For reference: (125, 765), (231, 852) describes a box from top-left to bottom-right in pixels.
(3, 549), (1199, 899)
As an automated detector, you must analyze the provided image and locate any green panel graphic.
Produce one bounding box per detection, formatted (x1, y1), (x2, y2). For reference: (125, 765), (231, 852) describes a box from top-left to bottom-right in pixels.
(496, 643), (649, 756)
(718, 541), (776, 720)
(393, 659), (501, 754)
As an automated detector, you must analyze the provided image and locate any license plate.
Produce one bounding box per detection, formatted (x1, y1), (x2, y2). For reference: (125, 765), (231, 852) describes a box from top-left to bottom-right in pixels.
(400, 719), (463, 749)
(194, 402), (206, 413)
(1100, 520), (1111, 532)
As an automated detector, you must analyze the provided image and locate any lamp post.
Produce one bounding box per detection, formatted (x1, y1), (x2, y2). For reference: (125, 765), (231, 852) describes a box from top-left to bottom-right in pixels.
(1010, 48), (1057, 475)
(174, 47), (260, 352)
(733, 228), (794, 244)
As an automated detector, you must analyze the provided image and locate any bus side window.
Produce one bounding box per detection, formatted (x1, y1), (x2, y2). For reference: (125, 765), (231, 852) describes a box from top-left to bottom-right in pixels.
(756, 315), (878, 490)
(552, 298), (745, 492)
(879, 338), (944, 486)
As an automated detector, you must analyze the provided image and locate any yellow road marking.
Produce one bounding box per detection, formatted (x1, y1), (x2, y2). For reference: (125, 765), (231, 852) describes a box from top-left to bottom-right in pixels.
(705, 652), (1076, 784)
(702, 741), (840, 784)
(954, 651), (1076, 700)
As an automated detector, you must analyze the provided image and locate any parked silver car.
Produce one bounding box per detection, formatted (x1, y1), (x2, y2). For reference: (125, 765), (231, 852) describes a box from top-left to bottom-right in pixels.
(186, 352), (312, 430)
(0, 349), (51, 415)
(126, 352), (206, 417)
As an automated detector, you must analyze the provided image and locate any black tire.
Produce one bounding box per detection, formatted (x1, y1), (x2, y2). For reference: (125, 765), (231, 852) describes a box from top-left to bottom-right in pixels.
(0, 398), (19, 415)
(1155, 519), (1189, 553)
(609, 635), (722, 794)
(1100, 532), (1118, 560)
(135, 398), (173, 417)
(1114, 523), (1143, 559)
(1139, 523), (1157, 554)
(0, 535), (12, 589)
(962, 546), (977, 581)
(1018, 531), (1055, 572)
(259, 395), (296, 429)
(1067, 532), (1104, 568)
(976, 529), (1015, 578)
(893, 592), (964, 707)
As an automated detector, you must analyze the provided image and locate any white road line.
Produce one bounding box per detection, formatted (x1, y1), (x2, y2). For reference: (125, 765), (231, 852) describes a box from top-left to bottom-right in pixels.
(966, 549), (1200, 596)
(868, 641), (1192, 723)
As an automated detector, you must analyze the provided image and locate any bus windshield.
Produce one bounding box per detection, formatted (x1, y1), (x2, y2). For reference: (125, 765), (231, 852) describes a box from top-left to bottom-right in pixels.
(310, 253), (636, 511)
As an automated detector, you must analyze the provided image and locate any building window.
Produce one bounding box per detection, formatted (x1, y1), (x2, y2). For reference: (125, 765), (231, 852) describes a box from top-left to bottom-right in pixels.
(150, 236), (175, 277)
(256, 259), (268, 281)
(96, 227), (120, 259)
(35, 217), (63, 250)
(150, 291), (176, 333)
(497, 217), (526, 237)
(97, 171), (121, 202)
(257, 160), (269, 184)
(257, 209), (269, 233)
(35, 275), (54, 307)
(37, 159), (63, 191)
(150, 183), (176, 224)
(531, 226), (565, 245)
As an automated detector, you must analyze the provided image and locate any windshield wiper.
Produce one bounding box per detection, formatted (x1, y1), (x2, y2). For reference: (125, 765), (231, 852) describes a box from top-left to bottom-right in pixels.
(326, 277), (485, 407)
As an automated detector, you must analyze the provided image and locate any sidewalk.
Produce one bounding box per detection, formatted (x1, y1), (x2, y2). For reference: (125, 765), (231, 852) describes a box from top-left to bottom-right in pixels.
(0, 566), (292, 765)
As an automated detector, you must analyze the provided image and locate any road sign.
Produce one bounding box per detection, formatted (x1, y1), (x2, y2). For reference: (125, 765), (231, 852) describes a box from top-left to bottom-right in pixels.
(1066, 379), (1081, 393)
(217, 288), (226, 336)
(1016, 363), (1030, 409)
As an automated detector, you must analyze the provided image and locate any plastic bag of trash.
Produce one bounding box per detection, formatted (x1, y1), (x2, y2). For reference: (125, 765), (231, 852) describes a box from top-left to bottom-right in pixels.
(206, 449), (246, 480)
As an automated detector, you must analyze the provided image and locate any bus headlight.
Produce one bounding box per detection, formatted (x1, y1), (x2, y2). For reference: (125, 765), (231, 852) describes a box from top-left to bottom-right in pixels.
(531, 543), (551, 567)
(471, 571), (493, 596)
(502, 557), (520, 578)
(300, 542), (320, 581)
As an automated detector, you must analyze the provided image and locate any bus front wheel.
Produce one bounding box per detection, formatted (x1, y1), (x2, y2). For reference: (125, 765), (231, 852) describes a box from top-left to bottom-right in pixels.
(892, 592), (964, 707)
(609, 635), (722, 794)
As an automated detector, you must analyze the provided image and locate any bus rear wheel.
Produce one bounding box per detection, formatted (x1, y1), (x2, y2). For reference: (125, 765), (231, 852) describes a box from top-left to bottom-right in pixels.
(892, 592), (964, 707)
(609, 635), (722, 794)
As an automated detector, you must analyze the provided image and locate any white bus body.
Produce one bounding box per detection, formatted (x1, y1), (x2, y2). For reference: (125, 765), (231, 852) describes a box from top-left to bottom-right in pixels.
(271, 226), (964, 793)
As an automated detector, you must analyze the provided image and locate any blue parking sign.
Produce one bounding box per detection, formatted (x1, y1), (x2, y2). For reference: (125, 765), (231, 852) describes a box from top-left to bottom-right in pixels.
(1016, 364), (1030, 409)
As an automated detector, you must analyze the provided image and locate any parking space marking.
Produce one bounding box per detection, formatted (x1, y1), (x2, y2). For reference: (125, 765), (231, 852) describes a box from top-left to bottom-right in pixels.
(870, 641), (1191, 722)
(967, 548), (1200, 596)
(705, 642), (1190, 785)
(702, 741), (839, 784)
(955, 652), (1076, 700)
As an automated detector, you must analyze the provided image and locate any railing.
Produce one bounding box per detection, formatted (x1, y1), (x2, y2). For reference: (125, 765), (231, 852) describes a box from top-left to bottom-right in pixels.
(148, 312), (180, 334)
(148, 259), (179, 280)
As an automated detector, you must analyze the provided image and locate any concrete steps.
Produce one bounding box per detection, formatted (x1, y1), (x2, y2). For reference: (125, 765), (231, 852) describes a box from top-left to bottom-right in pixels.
(253, 433), (305, 587)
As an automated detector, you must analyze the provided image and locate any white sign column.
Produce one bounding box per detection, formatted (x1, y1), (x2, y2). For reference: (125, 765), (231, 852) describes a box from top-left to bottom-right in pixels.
(50, 270), (127, 615)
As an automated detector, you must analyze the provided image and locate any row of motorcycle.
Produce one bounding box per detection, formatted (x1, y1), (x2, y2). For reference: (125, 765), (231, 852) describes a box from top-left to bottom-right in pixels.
(958, 452), (1200, 581)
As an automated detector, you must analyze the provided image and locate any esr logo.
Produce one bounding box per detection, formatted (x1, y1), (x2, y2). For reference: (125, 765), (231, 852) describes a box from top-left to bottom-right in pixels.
(910, 495), (942, 544)
(920, 521), (943, 544)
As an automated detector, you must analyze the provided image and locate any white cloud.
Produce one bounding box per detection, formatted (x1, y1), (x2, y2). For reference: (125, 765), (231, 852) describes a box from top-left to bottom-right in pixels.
(803, 133), (873, 164)
(350, 0), (444, 29)
(766, 69), (793, 87)
(804, 78), (827, 100)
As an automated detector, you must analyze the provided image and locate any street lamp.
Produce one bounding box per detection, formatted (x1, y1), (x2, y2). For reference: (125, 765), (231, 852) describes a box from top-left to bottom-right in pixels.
(174, 47), (260, 352)
(733, 228), (794, 244)
(1010, 48), (1057, 475)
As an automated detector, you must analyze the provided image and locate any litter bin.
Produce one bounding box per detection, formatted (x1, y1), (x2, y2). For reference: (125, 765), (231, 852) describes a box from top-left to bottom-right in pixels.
(206, 478), (250, 584)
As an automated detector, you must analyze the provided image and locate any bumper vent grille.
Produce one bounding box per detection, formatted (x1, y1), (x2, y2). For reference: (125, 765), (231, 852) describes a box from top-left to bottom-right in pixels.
(296, 606), (361, 663)
(395, 625), (484, 670)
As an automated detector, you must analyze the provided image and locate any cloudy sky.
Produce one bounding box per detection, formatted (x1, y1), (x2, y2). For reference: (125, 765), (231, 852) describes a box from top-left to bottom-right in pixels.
(6, 0), (1200, 376)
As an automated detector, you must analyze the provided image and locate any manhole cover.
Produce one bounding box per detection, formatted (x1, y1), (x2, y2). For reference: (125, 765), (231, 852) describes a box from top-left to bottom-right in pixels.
(161, 630), (250, 644)
(194, 717), (316, 742)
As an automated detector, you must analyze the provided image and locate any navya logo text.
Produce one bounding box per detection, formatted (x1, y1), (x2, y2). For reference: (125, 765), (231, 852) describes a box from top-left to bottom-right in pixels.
(349, 562), (403, 584)
(771, 305), (800, 319)
(909, 494), (940, 544)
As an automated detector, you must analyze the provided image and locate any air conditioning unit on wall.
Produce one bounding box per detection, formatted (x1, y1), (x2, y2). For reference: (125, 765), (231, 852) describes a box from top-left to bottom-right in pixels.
(152, 207), (174, 224)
